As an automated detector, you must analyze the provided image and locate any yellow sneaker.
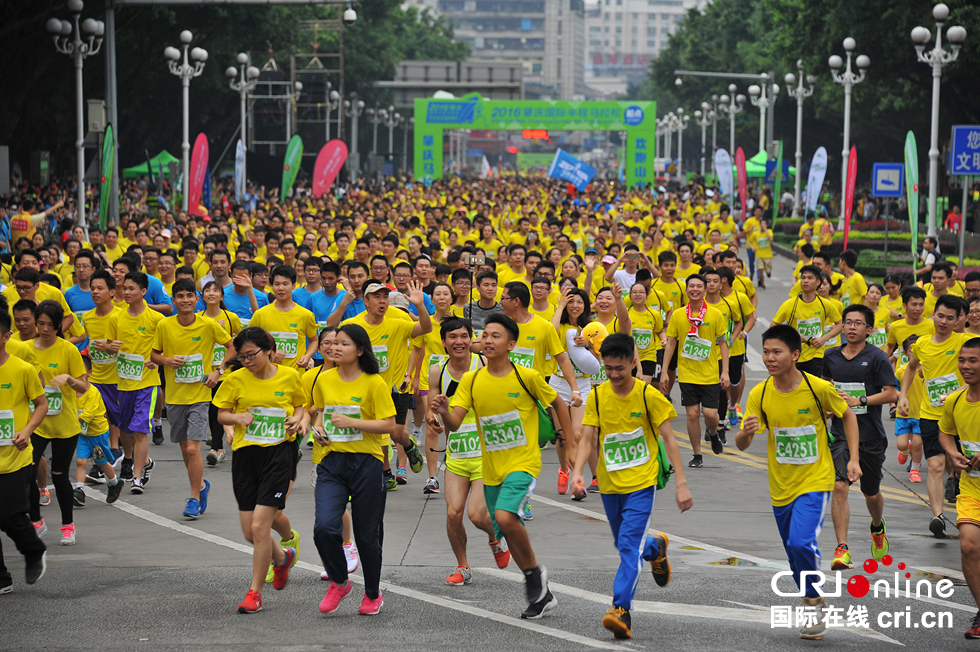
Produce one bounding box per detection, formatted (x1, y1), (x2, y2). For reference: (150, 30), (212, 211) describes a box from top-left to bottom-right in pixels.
(870, 521), (889, 562)
(281, 529), (300, 567)
(831, 543), (852, 570)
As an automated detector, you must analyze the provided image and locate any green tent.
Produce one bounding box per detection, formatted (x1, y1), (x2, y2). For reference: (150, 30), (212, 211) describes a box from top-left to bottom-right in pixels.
(740, 150), (796, 179)
(122, 150), (181, 178)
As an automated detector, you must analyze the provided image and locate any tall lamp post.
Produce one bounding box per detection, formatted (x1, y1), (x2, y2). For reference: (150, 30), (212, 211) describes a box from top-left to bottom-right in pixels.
(46, 0), (103, 229)
(382, 106), (401, 162)
(748, 78), (778, 155)
(673, 108), (690, 181)
(784, 61), (816, 217)
(326, 85), (341, 141)
(365, 107), (384, 155)
(663, 112), (675, 183)
(401, 116), (414, 176)
(164, 31), (207, 213)
(694, 104), (715, 177)
(225, 53), (259, 189)
(717, 84), (745, 155)
(912, 3), (967, 237)
(343, 93), (366, 182)
(829, 37), (869, 212)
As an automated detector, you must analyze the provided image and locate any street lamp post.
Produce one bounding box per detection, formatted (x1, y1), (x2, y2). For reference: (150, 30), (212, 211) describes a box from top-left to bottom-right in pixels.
(382, 106), (401, 162)
(164, 31), (207, 213)
(343, 93), (366, 182)
(401, 117), (414, 176)
(710, 94), (720, 154)
(366, 108), (384, 155)
(717, 84), (745, 155)
(46, 0), (103, 229)
(784, 62), (816, 217)
(748, 77), (779, 155)
(912, 3), (967, 237)
(326, 86), (341, 141)
(225, 53), (259, 190)
(673, 108), (690, 181)
(829, 38), (869, 213)
(694, 104), (715, 177)
(664, 113), (674, 183)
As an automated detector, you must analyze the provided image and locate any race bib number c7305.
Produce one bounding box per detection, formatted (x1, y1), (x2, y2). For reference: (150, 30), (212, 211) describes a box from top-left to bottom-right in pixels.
(271, 331), (299, 359)
(479, 410), (528, 452)
(602, 428), (651, 472)
(243, 407), (287, 444)
(774, 425), (819, 465)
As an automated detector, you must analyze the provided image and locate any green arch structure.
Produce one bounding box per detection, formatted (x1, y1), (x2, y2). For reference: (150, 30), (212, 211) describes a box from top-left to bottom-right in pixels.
(414, 93), (657, 188)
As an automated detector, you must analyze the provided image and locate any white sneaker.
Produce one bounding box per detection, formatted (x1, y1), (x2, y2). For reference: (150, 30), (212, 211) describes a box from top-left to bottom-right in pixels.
(344, 541), (359, 573)
(60, 524), (76, 546)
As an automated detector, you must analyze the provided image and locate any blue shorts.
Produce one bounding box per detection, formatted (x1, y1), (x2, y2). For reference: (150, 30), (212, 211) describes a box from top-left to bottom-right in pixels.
(118, 387), (158, 435)
(895, 417), (920, 436)
(77, 431), (113, 462)
(93, 382), (123, 428)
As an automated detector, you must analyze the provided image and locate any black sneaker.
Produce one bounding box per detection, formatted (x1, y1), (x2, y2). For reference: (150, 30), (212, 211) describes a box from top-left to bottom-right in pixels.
(152, 426), (164, 445)
(25, 552), (46, 585)
(649, 534), (671, 587)
(86, 467), (105, 484)
(0, 574), (11, 595)
(946, 477), (956, 503)
(688, 455), (703, 468)
(72, 487), (86, 507)
(106, 480), (123, 504)
(602, 607), (632, 639)
(709, 433), (724, 455)
(523, 565), (548, 605)
(521, 589), (557, 620)
(141, 458), (155, 486)
(703, 431), (711, 442)
(929, 515), (947, 539)
(719, 430), (728, 446)
(131, 478), (145, 495)
(120, 458), (134, 481)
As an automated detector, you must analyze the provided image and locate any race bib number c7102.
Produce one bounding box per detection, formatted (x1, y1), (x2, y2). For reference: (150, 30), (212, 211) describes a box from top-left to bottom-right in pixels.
(447, 422), (482, 459)
(602, 428), (651, 472)
(116, 352), (145, 381)
(926, 373), (961, 408)
(243, 407), (287, 444)
(479, 410), (528, 452)
(774, 425), (819, 465)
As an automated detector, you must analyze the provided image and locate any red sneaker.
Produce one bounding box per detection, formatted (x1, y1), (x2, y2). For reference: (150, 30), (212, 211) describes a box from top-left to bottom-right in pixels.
(237, 589), (263, 614)
(272, 548), (296, 590)
(490, 539), (511, 568)
(359, 591), (384, 615)
(557, 469), (569, 495)
(898, 449), (909, 465)
(319, 580), (353, 614)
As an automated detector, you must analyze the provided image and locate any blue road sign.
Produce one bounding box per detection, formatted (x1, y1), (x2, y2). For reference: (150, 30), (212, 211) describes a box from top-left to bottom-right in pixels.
(765, 160), (790, 184)
(872, 163), (904, 198)
(950, 125), (980, 176)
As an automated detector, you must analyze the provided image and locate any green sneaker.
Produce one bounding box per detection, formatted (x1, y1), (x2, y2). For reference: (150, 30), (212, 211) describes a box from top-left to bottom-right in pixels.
(265, 563), (275, 583)
(405, 437), (424, 473)
(281, 529), (300, 567)
(384, 470), (397, 491)
(831, 543), (852, 570)
(871, 520), (889, 561)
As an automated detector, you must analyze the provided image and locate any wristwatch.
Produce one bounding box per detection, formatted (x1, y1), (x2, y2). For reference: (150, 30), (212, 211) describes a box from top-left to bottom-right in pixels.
(859, 396), (868, 407)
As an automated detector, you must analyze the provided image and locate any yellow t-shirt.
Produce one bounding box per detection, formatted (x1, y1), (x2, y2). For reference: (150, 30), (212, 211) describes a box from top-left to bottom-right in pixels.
(342, 310), (417, 391)
(312, 368), (396, 464)
(788, 272), (845, 300)
(674, 262), (702, 281)
(911, 331), (972, 421)
(710, 291), (755, 357)
(748, 229), (774, 258)
(7, 338), (38, 372)
(249, 303), (319, 371)
(82, 306), (123, 385)
(512, 314), (565, 378)
(628, 306), (663, 360)
(417, 316), (449, 392)
(939, 387), (980, 502)
(839, 272), (868, 308)
(212, 365), (306, 450)
(882, 294), (904, 320)
(895, 364), (923, 420)
(773, 296), (842, 363)
(869, 306), (891, 350)
(3, 284), (72, 322)
(651, 278), (686, 313)
(583, 380), (676, 494)
(745, 374), (849, 506)
(0, 354), (45, 474)
(197, 309), (242, 369)
(886, 318), (934, 367)
(152, 315), (231, 405)
(665, 304), (727, 385)
(78, 384), (110, 437)
(450, 366), (556, 486)
(732, 276), (756, 302)
(33, 338), (86, 439)
(105, 306), (165, 391)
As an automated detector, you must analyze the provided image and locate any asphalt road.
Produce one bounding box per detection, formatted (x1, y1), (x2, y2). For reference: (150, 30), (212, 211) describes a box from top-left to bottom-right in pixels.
(3, 255), (977, 651)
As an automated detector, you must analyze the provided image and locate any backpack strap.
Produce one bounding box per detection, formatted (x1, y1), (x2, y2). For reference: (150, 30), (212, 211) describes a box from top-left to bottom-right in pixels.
(641, 383), (658, 444)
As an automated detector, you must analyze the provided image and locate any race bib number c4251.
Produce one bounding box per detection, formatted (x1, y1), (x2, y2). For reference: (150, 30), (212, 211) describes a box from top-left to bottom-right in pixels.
(243, 407), (287, 444)
(116, 352), (145, 381)
(174, 353), (205, 384)
(447, 422), (482, 459)
(479, 410), (528, 452)
(602, 428), (651, 472)
(680, 335), (712, 361)
(774, 425), (819, 465)
(271, 331), (299, 359)
(926, 373), (961, 408)
(322, 405), (363, 442)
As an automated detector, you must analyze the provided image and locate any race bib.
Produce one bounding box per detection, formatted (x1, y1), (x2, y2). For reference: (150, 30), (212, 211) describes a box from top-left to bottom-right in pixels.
(868, 328), (887, 348)
(899, 349), (909, 367)
(428, 354), (448, 371)
(509, 346), (535, 369)
(961, 440), (980, 478)
(211, 345), (226, 368)
(174, 353), (205, 384)
(271, 331), (299, 358)
(89, 347), (116, 366)
(317, 320), (329, 335)
(479, 410), (528, 452)
(758, 237), (770, 248)
(372, 345), (389, 372)
(797, 316), (822, 339)
(322, 405), (362, 442)
(41, 386), (63, 416)
(680, 335), (712, 361)
(447, 422), (481, 459)
(774, 425), (819, 465)
(634, 328), (652, 350)
(823, 323), (838, 347)
(602, 428), (651, 472)
(926, 373), (961, 407)
(243, 406), (287, 444)
(841, 294), (851, 308)
(591, 364), (608, 384)
(116, 352), (145, 381)
(0, 410), (14, 446)
(472, 329), (483, 342)
(835, 382), (867, 415)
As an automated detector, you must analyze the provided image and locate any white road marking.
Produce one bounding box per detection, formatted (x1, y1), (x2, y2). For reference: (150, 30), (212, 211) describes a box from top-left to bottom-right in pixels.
(82, 488), (627, 651)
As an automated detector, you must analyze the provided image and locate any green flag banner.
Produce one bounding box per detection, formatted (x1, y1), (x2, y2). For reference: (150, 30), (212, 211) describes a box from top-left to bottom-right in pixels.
(905, 131), (919, 272)
(773, 140), (784, 221)
(99, 124), (114, 230)
(281, 134), (303, 199)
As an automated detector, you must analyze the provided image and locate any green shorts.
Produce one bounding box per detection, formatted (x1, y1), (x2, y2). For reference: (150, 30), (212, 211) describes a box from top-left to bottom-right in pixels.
(483, 471), (536, 541)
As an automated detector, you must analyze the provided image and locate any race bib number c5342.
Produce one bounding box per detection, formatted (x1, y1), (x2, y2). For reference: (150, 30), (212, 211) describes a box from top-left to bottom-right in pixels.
(479, 410), (527, 452)
(926, 373), (961, 408)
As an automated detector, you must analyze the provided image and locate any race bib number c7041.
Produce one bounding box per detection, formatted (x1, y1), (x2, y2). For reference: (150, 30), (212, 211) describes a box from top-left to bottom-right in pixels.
(479, 410), (528, 452)
(447, 422), (482, 459)
(243, 407), (287, 444)
(774, 425), (819, 465)
(602, 428), (651, 472)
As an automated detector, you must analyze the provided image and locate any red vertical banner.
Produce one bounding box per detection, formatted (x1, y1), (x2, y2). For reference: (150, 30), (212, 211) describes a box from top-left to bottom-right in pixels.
(312, 140), (349, 198)
(188, 133), (208, 216)
(735, 147), (748, 221)
(843, 146), (857, 251)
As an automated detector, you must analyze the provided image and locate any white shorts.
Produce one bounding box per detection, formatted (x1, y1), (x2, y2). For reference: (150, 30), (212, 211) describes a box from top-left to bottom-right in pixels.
(549, 374), (592, 403)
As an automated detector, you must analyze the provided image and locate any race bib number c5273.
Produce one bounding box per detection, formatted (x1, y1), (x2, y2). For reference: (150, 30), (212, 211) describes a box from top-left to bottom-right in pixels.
(479, 410), (528, 452)
(602, 428), (651, 472)
(774, 425), (819, 465)
(926, 373), (961, 408)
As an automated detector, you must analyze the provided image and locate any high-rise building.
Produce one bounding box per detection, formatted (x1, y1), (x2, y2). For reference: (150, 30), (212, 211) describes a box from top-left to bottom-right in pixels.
(584, 0), (705, 97)
(409, 0), (588, 100)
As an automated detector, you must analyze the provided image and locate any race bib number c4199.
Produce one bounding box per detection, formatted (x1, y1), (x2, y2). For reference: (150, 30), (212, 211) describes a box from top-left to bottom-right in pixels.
(680, 335), (712, 361)
(447, 422), (482, 459)
(174, 353), (205, 384)
(926, 373), (961, 408)
(243, 407), (287, 444)
(509, 346), (535, 369)
(774, 425), (819, 465)
(834, 382), (867, 415)
(602, 428), (651, 472)
(116, 352), (145, 381)
(479, 410), (528, 452)
(271, 331), (299, 359)
(322, 405), (363, 442)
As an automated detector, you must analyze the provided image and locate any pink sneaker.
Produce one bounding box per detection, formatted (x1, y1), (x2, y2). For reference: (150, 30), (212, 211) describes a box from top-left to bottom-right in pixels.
(898, 449), (909, 465)
(359, 591), (384, 615)
(319, 580), (353, 614)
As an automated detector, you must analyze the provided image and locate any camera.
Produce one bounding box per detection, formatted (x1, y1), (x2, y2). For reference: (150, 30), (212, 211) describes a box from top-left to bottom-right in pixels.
(463, 253), (486, 267)
(343, 7), (357, 25)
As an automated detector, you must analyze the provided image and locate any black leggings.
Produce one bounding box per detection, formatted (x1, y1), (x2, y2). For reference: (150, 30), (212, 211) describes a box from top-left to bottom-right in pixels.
(208, 382), (223, 451)
(0, 465), (47, 580)
(30, 434), (79, 526)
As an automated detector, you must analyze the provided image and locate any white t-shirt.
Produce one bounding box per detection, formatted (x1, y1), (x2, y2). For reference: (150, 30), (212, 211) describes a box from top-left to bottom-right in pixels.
(613, 269), (637, 291)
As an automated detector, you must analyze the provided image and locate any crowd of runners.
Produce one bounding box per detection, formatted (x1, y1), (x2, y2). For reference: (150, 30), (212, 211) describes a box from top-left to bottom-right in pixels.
(1, 175), (980, 642)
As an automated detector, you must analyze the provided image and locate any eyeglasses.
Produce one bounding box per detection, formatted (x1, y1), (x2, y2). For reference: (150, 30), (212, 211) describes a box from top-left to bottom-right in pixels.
(842, 320), (869, 328)
(239, 350), (264, 362)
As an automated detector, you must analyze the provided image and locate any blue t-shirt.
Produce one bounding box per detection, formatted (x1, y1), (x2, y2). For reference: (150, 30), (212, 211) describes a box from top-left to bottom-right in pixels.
(65, 285), (96, 351)
(342, 297), (365, 320)
(406, 291), (435, 317)
(224, 288), (270, 323)
(309, 290), (348, 325)
(145, 275), (174, 314)
(292, 286), (318, 310)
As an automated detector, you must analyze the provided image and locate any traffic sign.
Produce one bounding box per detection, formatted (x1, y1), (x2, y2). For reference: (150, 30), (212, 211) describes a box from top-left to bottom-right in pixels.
(950, 125), (980, 175)
(871, 163), (904, 198)
(765, 160), (789, 184)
